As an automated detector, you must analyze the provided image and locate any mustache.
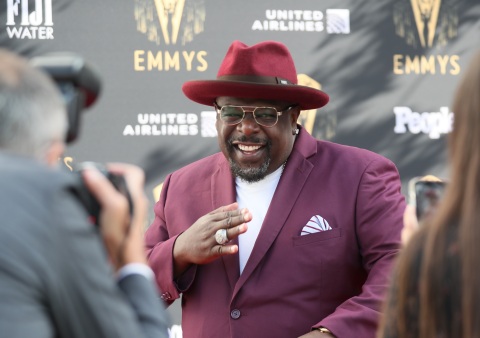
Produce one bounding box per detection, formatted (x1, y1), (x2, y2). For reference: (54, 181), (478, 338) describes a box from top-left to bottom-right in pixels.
(227, 135), (271, 147)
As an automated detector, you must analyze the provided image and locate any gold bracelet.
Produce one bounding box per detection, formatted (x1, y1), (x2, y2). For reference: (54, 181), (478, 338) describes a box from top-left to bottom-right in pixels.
(317, 327), (332, 334)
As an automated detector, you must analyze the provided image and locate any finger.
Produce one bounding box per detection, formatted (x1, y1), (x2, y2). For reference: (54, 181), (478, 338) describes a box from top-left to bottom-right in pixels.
(102, 163), (149, 268)
(225, 223), (248, 241)
(82, 168), (126, 210)
(403, 204), (419, 231)
(401, 204), (419, 245)
(213, 243), (239, 256)
(214, 208), (252, 230)
(82, 168), (129, 263)
(105, 163), (145, 202)
(224, 212), (232, 228)
(209, 202), (239, 215)
(105, 163), (148, 232)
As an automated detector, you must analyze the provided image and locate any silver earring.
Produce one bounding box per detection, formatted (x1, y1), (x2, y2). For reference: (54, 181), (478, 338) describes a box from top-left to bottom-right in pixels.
(293, 128), (299, 135)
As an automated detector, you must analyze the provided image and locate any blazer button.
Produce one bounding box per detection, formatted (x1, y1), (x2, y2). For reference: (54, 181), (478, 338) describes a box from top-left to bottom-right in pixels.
(230, 309), (241, 319)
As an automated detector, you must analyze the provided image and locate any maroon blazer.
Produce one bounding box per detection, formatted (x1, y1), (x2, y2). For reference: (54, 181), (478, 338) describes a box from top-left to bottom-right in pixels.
(145, 128), (405, 338)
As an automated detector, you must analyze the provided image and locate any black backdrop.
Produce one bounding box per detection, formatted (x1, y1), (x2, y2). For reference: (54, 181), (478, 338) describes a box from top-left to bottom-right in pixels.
(2, 0), (480, 334)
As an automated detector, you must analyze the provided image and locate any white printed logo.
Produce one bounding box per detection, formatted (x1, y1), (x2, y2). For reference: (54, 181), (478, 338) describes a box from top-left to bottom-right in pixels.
(123, 113), (199, 136)
(201, 111), (217, 138)
(393, 106), (454, 139)
(251, 9), (350, 34)
(5, 0), (54, 39)
(326, 9), (350, 34)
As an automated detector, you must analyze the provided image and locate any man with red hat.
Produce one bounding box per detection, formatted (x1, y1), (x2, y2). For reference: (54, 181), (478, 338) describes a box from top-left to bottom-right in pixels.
(145, 40), (405, 338)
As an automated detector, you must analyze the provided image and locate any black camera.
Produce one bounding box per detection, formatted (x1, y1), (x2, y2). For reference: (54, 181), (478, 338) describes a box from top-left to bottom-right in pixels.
(72, 162), (133, 227)
(30, 52), (101, 144)
(30, 54), (132, 226)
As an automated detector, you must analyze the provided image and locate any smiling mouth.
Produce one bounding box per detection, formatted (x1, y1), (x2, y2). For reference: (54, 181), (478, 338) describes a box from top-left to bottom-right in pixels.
(237, 144), (262, 152)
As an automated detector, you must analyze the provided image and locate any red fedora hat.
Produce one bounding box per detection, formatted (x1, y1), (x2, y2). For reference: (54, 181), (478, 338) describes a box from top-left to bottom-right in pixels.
(182, 40), (329, 110)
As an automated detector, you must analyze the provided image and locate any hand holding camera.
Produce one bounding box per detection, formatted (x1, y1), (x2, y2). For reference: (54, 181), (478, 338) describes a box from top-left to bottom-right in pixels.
(80, 163), (149, 270)
(74, 162), (133, 227)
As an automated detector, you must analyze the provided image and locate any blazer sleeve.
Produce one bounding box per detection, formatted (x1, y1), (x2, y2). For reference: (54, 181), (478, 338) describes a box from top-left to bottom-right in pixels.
(145, 173), (197, 305)
(49, 188), (170, 338)
(117, 274), (171, 338)
(318, 158), (405, 337)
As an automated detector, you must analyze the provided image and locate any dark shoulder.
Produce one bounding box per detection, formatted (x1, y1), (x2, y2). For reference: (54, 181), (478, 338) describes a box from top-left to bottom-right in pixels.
(0, 154), (75, 193)
(0, 154), (87, 259)
(0, 154), (82, 227)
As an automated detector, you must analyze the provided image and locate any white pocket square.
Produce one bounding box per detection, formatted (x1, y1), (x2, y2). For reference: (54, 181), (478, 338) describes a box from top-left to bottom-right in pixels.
(301, 215), (332, 236)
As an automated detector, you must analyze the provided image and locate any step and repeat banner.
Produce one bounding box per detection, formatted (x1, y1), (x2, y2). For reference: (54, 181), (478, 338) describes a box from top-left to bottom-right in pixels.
(2, 0), (480, 334)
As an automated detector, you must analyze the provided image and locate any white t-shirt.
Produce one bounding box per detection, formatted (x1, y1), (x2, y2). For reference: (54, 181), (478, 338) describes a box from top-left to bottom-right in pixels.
(236, 165), (284, 274)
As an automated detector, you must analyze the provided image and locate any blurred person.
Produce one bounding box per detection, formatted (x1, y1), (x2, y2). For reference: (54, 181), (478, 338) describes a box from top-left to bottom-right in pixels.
(145, 40), (405, 338)
(377, 50), (480, 338)
(0, 48), (169, 338)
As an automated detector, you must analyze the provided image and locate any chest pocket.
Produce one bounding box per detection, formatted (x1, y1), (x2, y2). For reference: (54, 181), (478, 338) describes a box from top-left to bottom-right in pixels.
(292, 227), (342, 246)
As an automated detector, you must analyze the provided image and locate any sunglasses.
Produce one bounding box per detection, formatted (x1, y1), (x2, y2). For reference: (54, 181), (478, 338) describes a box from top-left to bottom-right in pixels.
(214, 102), (297, 127)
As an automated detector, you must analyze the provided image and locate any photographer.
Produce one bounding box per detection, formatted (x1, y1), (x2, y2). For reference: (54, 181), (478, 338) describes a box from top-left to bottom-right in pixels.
(0, 48), (169, 338)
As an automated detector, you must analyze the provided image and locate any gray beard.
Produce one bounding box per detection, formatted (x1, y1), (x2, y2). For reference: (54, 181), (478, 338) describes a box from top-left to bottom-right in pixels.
(228, 156), (271, 183)
(226, 136), (272, 183)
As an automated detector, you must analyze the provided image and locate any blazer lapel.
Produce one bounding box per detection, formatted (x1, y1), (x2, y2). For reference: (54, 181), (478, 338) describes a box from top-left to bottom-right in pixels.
(232, 129), (317, 297)
(211, 158), (240, 290)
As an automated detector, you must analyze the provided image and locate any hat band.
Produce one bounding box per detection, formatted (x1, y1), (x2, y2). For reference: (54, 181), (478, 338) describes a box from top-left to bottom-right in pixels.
(217, 74), (294, 85)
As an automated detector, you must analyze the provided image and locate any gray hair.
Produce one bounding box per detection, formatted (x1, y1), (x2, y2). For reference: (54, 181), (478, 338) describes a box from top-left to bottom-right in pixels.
(0, 49), (67, 160)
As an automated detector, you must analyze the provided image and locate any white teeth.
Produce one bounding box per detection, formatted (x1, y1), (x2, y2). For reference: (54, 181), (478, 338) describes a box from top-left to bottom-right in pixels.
(238, 144), (261, 152)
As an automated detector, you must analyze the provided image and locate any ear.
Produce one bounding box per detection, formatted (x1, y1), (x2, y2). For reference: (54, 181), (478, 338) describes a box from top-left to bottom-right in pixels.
(45, 140), (65, 167)
(290, 107), (301, 128)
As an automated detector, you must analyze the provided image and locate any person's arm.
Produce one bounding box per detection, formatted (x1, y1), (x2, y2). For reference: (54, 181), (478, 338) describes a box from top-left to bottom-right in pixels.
(63, 164), (170, 338)
(145, 174), (251, 303)
(144, 174), (192, 304)
(82, 163), (149, 270)
(308, 158), (405, 338)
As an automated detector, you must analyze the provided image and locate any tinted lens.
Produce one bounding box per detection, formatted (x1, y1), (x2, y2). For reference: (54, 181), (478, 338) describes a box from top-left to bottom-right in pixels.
(254, 107), (278, 126)
(220, 106), (244, 124)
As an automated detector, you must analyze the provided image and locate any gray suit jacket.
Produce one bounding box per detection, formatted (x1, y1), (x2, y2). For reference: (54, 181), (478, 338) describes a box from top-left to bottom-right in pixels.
(0, 153), (170, 338)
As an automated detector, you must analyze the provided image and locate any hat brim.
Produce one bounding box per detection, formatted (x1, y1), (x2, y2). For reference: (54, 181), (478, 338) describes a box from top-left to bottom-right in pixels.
(182, 80), (329, 110)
